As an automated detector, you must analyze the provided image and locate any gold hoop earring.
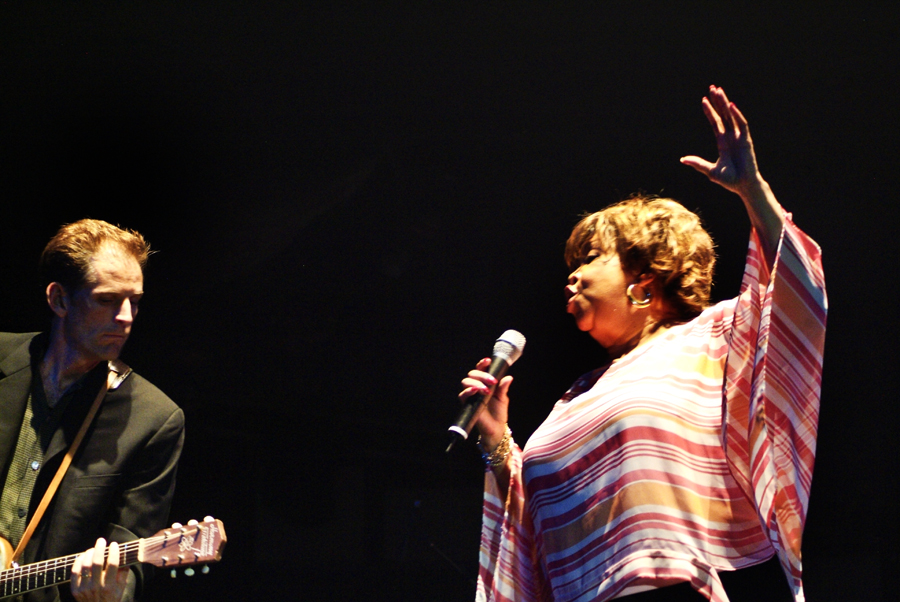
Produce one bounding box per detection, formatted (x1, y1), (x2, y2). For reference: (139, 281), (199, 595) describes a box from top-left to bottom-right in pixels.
(626, 283), (651, 307)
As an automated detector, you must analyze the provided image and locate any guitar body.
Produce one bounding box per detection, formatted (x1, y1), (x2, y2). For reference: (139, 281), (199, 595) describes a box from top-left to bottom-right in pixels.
(0, 538), (10, 571)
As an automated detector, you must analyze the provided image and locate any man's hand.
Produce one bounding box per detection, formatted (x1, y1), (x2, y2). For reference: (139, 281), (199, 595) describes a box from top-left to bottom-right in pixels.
(70, 538), (130, 602)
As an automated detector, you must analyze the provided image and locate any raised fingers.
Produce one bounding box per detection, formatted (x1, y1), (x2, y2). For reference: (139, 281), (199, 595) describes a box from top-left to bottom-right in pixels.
(679, 154), (715, 177)
(710, 86), (736, 134)
(701, 95), (725, 136)
(729, 100), (751, 140)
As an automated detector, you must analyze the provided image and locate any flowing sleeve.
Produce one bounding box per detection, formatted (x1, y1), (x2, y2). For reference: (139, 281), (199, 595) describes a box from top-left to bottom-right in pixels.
(723, 213), (827, 602)
(476, 445), (552, 602)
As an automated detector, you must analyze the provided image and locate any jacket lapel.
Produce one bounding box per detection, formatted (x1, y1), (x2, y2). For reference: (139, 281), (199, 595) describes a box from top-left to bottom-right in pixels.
(43, 364), (108, 464)
(0, 335), (37, 470)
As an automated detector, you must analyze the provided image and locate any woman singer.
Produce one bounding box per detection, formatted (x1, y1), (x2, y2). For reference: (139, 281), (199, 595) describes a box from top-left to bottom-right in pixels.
(459, 86), (827, 602)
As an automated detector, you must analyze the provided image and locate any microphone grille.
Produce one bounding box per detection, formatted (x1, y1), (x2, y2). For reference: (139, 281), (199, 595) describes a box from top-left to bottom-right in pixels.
(493, 329), (526, 365)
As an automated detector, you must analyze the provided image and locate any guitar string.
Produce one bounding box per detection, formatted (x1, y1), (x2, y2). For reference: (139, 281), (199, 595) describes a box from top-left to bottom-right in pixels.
(1, 545), (138, 584)
(1, 530), (212, 582)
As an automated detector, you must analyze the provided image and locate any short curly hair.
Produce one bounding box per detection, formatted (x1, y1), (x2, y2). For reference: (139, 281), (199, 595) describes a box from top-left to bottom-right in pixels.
(40, 219), (151, 293)
(565, 195), (716, 322)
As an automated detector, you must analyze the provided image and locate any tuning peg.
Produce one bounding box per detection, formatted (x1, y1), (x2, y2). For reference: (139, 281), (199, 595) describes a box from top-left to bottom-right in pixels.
(185, 568), (195, 577)
(202, 565), (210, 574)
(170, 570), (177, 579)
(203, 516), (214, 522)
(187, 519), (199, 526)
(171, 522), (183, 529)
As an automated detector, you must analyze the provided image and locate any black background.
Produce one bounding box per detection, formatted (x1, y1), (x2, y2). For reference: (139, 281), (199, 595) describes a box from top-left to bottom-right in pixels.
(1, 3), (897, 601)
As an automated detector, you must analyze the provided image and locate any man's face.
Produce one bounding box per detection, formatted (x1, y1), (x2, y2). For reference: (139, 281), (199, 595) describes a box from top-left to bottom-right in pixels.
(61, 246), (144, 363)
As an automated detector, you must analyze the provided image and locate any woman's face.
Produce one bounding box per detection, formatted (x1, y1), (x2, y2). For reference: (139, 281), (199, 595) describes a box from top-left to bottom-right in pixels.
(564, 247), (644, 349)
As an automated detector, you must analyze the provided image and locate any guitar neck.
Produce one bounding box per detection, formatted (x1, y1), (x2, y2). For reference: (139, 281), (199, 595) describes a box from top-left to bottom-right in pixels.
(0, 518), (224, 600)
(0, 542), (140, 599)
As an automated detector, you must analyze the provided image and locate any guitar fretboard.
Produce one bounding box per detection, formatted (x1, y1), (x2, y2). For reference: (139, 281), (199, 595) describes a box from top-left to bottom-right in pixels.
(0, 541), (140, 598)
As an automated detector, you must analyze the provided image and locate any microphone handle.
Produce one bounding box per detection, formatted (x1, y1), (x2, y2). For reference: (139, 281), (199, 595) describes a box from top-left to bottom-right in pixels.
(446, 356), (510, 452)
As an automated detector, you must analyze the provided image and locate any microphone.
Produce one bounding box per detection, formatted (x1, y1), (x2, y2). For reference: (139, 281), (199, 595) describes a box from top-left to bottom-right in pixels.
(446, 329), (526, 453)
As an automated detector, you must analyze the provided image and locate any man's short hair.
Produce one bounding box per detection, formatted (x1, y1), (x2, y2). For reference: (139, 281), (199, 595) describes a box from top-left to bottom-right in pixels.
(39, 219), (151, 292)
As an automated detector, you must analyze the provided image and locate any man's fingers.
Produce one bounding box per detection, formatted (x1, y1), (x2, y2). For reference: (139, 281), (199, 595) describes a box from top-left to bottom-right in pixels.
(107, 541), (120, 568)
(71, 552), (84, 585)
(117, 564), (130, 587)
(91, 538), (106, 582)
(105, 541), (121, 584)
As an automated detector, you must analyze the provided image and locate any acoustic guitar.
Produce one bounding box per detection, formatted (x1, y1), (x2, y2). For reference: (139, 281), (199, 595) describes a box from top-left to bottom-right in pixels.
(0, 517), (225, 599)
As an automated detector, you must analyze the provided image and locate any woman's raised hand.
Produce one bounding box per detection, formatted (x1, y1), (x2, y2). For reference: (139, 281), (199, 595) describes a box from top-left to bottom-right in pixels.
(459, 357), (514, 452)
(682, 85), (784, 267)
(680, 86), (764, 197)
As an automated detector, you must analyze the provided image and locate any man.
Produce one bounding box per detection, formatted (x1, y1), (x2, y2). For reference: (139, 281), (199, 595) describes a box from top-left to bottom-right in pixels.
(0, 219), (184, 602)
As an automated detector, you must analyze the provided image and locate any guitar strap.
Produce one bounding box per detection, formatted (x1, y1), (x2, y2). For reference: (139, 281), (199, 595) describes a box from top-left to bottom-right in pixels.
(11, 360), (132, 565)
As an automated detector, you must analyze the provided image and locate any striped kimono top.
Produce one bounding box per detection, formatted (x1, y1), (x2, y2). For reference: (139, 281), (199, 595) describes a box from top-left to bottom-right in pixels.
(477, 215), (827, 602)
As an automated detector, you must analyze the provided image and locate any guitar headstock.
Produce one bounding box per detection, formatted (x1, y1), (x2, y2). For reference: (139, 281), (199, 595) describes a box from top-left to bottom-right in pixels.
(139, 517), (226, 568)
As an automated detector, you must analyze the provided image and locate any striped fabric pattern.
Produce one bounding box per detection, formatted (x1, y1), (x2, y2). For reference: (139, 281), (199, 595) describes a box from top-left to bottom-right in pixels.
(476, 216), (826, 602)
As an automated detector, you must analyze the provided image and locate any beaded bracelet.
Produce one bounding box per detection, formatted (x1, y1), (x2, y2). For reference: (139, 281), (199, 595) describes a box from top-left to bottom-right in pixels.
(477, 425), (514, 468)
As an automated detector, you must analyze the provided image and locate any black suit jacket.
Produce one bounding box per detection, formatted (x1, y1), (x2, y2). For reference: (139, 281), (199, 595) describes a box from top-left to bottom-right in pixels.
(0, 333), (184, 601)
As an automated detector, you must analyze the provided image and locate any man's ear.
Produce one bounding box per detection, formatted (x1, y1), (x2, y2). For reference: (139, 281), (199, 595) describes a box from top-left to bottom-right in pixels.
(46, 282), (69, 318)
